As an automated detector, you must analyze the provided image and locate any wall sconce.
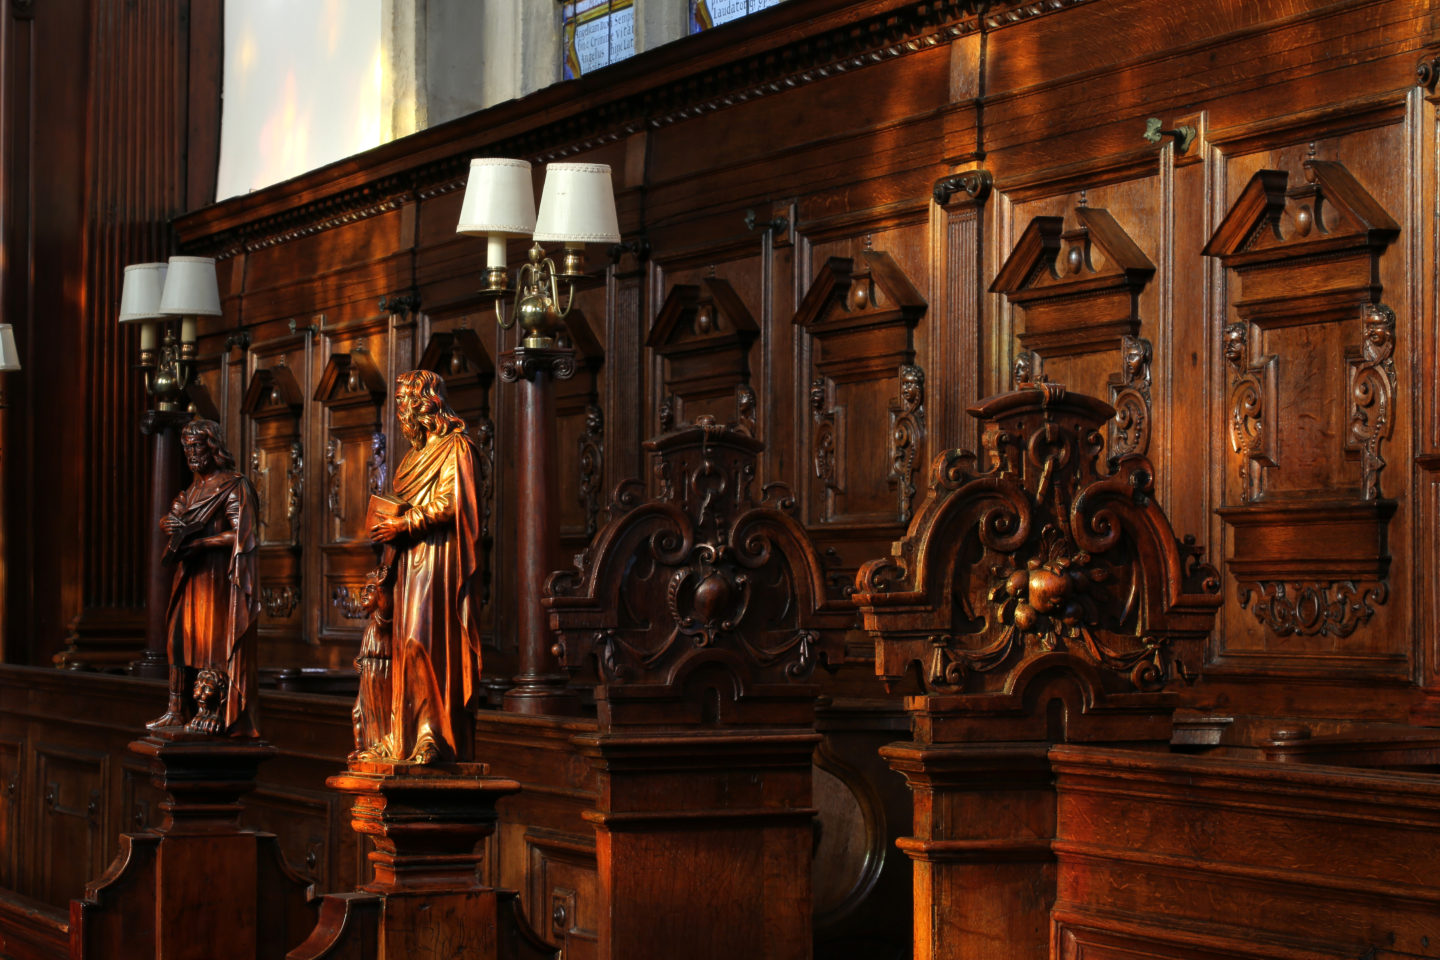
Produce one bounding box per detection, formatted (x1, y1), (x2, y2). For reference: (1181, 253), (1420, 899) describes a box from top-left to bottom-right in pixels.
(120, 257), (221, 412)
(456, 159), (620, 348)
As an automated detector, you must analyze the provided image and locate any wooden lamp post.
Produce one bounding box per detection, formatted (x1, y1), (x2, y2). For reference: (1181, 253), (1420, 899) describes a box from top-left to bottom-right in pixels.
(456, 158), (620, 715)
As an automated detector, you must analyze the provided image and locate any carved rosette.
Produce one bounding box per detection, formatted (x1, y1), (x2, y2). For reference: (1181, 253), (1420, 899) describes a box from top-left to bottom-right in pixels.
(1107, 336), (1151, 463)
(1348, 303), (1397, 501)
(577, 403), (604, 538)
(544, 419), (851, 722)
(889, 363), (925, 523)
(854, 383), (1220, 701)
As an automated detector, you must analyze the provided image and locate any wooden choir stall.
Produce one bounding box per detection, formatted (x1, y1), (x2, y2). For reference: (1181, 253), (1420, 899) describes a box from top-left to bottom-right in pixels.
(0, 1), (1439, 959)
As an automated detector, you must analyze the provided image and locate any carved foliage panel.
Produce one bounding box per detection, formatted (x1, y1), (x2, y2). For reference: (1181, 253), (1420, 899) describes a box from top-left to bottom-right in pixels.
(1205, 139), (1407, 669)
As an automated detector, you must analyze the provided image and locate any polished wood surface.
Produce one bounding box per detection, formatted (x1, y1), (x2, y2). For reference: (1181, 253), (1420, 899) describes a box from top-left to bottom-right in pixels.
(0, 0), (1438, 958)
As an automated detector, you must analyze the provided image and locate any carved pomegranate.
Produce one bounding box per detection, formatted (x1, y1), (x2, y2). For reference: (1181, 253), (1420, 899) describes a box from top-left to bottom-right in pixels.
(1027, 567), (1068, 614)
(693, 572), (731, 622)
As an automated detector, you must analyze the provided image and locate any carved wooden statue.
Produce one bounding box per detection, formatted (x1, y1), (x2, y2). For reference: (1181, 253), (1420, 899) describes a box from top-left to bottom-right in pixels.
(361, 369), (484, 763)
(147, 419), (260, 737)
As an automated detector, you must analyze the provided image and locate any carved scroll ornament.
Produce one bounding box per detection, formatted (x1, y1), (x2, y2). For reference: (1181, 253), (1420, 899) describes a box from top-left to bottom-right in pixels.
(853, 383), (1220, 700)
(889, 363), (926, 524)
(1107, 335), (1151, 463)
(545, 419), (851, 721)
(1349, 303), (1397, 501)
(577, 403), (604, 538)
(1222, 322), (1276, 503)
(811, 376), (843, 518)
(286, 440), (304, 546)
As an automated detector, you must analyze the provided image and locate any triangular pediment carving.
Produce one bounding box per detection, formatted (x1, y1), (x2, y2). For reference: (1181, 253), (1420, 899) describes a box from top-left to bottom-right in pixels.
(418, 328), (495, 386)
(313, 348), (386, 409)
(648, 278), (759, 358)
(990, 207), (1155, 303)
(1203, 160), (1400, 263)
(793, 251), (926, 335)
(242, 365), (304, 420)
(991, 207), (1154, 357)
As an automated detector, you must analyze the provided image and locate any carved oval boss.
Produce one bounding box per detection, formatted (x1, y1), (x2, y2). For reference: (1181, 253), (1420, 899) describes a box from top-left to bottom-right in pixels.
(853, 382), (1221, 699)
(544, 418), (854, 723)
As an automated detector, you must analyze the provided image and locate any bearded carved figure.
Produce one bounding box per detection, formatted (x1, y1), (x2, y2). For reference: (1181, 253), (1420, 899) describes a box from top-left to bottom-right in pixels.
(148, 419), (260, 737)
(362, 370), (484, 764)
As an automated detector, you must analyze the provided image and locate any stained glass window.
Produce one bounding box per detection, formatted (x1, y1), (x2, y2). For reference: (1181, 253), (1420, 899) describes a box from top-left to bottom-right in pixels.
(690, 0), (783, 33)
(562, 0), (636, 80)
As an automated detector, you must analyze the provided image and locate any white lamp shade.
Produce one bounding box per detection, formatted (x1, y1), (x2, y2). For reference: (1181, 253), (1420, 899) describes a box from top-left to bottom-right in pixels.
(0, 324), (19, 372)
(533, 163), (620, 245)
(118, 262), (169, 323)
(456, 158), (537, 237)
(158, 256), (222, 317)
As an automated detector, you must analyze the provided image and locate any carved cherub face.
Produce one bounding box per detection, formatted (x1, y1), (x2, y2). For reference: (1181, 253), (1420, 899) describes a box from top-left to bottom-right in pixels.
(1222, 323), (1248, 367)
(809, 378), (827, 412)
(1362, 304), (1395, 361)
(1014, 352), (1035, 385)
(1122, 338), (1148, 380)
(900, 368), (923, 408)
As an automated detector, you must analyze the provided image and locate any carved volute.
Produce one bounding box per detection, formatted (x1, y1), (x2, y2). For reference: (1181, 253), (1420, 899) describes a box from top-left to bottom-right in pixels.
(544, 419), (853, 727)
(853, 383), (1220, 735)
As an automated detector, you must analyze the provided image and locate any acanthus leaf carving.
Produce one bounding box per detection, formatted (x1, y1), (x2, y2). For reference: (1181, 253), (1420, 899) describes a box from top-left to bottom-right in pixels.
(811, 376), (844, 520)
(1222, 322), (1276, 502)
(286, 440), (304, 547)
(889, 363), (925, 524)
(473, 415), (496, 605)
(325, 437), (344, 523)
(1348, 303), (1397, 501)
(578, 402), (605, 538)
(1238, 579), (1388, 638)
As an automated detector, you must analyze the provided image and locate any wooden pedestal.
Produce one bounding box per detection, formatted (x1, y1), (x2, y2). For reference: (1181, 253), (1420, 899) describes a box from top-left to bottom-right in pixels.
(69, 734), (314, 960)
(286, 761), (555, 960)
(579, 730), (820, 960)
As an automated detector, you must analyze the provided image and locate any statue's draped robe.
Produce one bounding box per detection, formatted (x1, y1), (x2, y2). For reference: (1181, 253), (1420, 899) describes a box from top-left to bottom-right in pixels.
(164, 472), (260, 736)
(390, 430), (483, 761)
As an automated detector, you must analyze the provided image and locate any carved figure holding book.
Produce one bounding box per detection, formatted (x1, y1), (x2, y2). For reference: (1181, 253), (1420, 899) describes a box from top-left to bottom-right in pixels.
(147, 419), (260, 737)
(364, 369), (484, 763)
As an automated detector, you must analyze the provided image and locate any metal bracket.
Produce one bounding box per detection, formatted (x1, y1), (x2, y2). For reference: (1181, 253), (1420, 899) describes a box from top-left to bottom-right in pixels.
(1143, 117), (1197, 155)
(608, 237), (652, 265)
(744, 209), (789, 236)
(933, 170), (993, 206)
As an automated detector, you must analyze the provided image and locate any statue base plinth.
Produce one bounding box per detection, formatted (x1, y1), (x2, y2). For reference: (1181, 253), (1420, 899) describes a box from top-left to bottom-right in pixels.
(287, 761), (555, 960)
(70, 735), (314, 960)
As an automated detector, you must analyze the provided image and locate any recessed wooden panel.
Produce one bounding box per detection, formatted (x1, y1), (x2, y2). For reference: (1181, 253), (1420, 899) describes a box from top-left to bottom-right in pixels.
(31, 744), (108, 907)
